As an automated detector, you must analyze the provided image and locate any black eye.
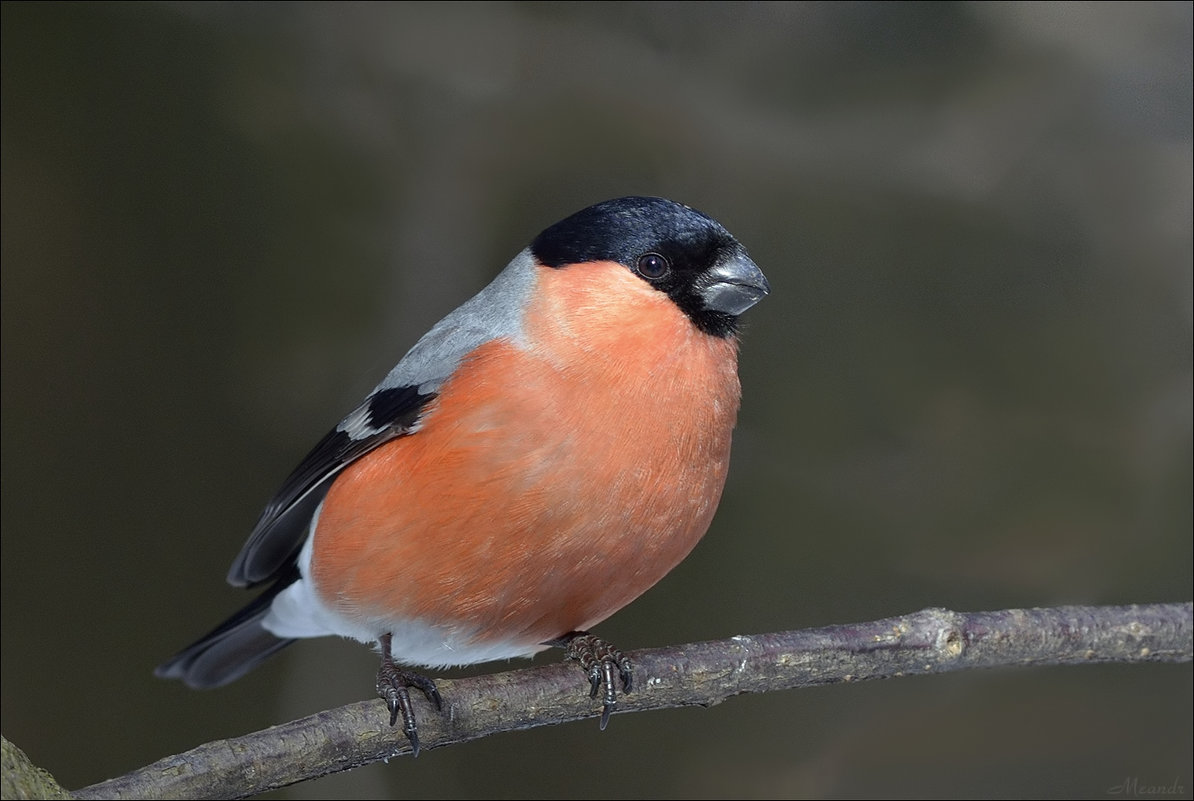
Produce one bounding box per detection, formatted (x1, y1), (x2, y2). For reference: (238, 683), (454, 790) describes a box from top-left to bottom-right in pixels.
(636, 252), (670, 280)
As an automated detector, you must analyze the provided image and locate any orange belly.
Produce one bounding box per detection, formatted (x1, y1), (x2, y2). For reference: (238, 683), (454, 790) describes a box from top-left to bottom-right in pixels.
(309, 262), (741, 652)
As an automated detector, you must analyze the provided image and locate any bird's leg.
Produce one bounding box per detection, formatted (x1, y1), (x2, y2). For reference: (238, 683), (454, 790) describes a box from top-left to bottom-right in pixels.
(375, 632), (442, 757)
(548, 631), (633, 730)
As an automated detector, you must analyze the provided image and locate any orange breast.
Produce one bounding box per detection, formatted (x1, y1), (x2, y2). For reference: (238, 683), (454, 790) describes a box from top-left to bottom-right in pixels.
(310, 261), (741, 650)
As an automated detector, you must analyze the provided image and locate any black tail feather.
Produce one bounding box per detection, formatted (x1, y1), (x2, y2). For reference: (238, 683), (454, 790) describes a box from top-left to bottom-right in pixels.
(156, 566), (299, 688)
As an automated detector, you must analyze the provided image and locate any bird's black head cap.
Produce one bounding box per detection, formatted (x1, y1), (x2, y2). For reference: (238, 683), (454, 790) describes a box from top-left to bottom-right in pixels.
(531, 196), (762, 337)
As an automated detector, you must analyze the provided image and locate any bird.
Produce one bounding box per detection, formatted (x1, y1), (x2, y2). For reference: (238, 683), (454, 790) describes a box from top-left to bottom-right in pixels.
(156, 196), (769, 754)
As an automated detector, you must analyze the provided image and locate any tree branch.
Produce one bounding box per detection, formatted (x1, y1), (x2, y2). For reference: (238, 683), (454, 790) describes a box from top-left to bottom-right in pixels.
(61, 602), (1193, 800)
(2, 736), (72, 801)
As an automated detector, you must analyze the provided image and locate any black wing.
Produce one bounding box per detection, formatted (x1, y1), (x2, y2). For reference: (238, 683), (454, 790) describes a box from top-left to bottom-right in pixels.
(226, 384), (436, 588)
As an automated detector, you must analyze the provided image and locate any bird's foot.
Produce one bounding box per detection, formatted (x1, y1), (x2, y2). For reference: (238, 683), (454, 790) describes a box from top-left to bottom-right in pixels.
(376, 633), (442, 757)
(553, 631), (633, 730)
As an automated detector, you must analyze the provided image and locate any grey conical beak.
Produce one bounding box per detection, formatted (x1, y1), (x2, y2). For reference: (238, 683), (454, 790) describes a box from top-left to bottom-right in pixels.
(700, 253), (770, 316)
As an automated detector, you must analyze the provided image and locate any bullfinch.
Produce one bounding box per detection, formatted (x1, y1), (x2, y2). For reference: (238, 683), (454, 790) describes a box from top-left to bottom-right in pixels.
(156, 196), (769, 753)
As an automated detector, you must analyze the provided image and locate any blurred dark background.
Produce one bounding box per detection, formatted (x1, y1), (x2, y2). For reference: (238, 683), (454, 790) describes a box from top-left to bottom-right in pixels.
(2, 2), (1190, 798)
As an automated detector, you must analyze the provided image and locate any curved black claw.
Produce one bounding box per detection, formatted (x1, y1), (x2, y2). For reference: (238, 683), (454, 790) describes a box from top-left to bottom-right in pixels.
(556, 631), (633, 730)
(376, 633), (442, 757)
